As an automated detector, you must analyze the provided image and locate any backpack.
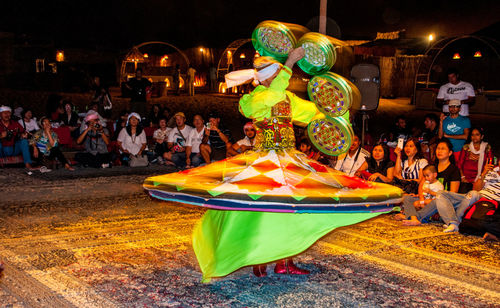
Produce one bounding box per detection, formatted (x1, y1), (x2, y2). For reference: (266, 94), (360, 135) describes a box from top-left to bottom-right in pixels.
(459, 197), (500, 237)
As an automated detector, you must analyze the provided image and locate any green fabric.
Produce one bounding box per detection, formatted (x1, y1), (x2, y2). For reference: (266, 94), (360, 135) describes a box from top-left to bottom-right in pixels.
(193, 209), (386, 282)
(238, 66), (323, 126)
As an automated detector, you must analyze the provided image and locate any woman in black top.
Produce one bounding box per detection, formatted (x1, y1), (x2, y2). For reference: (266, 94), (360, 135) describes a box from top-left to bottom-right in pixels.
(396, 138), (461, 225)
(60, 101), (80, 139)
(357, 143), (394, 183)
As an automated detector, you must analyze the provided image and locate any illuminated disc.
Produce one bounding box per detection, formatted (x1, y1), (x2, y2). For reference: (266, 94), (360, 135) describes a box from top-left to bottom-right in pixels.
(252, 21), (298, 63)
(297, 32), (336, 75)
(307, 116), (353, 156)
(308, 72), (352, 118)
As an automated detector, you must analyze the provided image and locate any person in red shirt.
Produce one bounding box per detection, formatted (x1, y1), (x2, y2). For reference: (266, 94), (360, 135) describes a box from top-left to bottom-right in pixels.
(0, 106), (34, 169)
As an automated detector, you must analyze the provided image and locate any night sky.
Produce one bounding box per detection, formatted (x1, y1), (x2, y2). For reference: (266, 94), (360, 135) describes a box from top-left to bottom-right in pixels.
(1, 0), (498, 49)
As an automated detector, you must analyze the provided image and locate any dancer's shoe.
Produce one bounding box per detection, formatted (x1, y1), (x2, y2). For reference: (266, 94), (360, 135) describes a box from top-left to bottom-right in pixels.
(274, 259), (310, 275)
(253, 265), (267, 277)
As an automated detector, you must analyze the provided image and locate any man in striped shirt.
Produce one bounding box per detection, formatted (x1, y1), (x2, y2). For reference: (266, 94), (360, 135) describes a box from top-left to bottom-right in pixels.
(436, 162), (500, 234)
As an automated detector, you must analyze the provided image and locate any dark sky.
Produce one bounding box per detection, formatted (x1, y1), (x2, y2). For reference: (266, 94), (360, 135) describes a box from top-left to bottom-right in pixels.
(1, 0), (498, 49)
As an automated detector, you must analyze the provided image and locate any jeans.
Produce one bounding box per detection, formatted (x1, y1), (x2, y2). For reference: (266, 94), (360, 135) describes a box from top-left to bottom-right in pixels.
(403, 195), (437, 221)
(172, 152), (187, 168)
(0, 139), (32, 164)
(402, 195), (438, 222)
(190, 153), (203, 167)
(436, 191), (481, 226)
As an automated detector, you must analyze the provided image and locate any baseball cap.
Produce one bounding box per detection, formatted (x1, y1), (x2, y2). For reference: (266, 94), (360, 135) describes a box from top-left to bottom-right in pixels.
(174, 112), (186, 118)
(448, 99), (461, 107)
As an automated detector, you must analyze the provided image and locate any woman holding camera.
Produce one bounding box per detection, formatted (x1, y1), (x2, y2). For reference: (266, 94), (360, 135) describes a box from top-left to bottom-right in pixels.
(31, 117), (74, 170)
(75, 113), (111, 168)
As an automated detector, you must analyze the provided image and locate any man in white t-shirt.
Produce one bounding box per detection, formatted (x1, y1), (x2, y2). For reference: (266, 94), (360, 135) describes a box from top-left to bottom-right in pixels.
(227, 122), (256, 157)
(185, 114), (205, 168)
(164, 112), (193, 168)
(436, 68), (475, 117)
(334, 134), (370, 177)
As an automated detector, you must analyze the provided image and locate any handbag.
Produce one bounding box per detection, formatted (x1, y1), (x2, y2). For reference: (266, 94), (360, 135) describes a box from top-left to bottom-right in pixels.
(129, 154), (149, 167)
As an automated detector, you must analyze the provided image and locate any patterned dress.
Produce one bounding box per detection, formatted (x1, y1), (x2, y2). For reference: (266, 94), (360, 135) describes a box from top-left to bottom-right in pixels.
(144, 67), (402, 281)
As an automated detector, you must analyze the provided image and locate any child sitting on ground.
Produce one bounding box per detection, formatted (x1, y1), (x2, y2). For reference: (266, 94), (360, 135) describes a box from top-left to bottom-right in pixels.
(413, 165), (444, 210)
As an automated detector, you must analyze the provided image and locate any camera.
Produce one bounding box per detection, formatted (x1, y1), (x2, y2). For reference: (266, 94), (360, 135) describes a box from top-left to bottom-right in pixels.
(94, 123), (101, 129)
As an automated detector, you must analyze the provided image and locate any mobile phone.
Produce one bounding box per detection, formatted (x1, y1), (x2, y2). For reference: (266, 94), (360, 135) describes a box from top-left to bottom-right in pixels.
(397, 137), (404, 149)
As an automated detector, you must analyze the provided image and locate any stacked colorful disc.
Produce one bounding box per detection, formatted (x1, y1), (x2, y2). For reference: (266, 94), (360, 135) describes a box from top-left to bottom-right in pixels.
(296, 32), (337, 75)
(252, 21), (308, 63)
(307, 72), (353, 118)
(307, 116), (354, 156)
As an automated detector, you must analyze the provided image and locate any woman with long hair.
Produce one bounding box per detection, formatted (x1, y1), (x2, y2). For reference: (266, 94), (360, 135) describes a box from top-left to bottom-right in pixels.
(357, 143), (394, 183)
(393, 137), (428, 194)
(395, 138), (461, 225)
(457, 127), (493, 193)
(117, 112), (147, 166)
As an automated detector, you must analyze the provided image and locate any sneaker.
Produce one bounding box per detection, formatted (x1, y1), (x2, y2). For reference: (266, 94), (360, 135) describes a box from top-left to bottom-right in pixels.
(443, 223), (459, 233)
(40, 166), (52, 173)
(101, 163), (110, 168)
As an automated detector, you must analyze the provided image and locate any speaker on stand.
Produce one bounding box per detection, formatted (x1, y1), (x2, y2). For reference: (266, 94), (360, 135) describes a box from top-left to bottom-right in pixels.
(350, 64), (380, 147)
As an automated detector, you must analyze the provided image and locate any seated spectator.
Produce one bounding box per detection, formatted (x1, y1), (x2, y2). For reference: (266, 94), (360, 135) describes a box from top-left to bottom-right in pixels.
(413, 165), (444, 209)
(162, 107), (176, 128)
(357, 143), (394, 183)
(457, 127), (493, 193)
(117, 113), (147, 166)
(18, 108), (40, 135)
(81, 110), (106, 133)
(227, 122), (256, 157)
(60, 101), (80, 139)
(334, 133), (370, 176)
(75, 113), (111, 168)
(0, 106), (34, 169)
(380, 115), (410, 147)
(395, 139), (461, 226)
(164, 112), (193, 168)
(200, 112), (231, 163)
(298, 136), (320, 160)
(148, 104), (162, 127)
(92, 85), (113, 119)
(31, 117), (74, 171)
(439, 99), (470, 161)
(185, 115), (205, 168)
(12, 106), (23, 121)
(113, 110), (129, 141)
(436, 160), (499, 234)
(152, 117), (172, 164)
(420, 113), (439, 162)
(393, 137), (428, 194)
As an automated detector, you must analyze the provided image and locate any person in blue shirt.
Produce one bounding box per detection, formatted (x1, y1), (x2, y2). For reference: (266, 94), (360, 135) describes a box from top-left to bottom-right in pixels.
(439, 99), (470, 162)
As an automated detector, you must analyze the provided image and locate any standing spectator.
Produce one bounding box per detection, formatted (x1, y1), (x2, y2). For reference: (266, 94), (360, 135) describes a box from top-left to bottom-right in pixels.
(185, 115), (205, 168)
(60, 101), (80, 139)
(18, 108), (40, 135)
(200, 112), (231, 163)
(164, 112), (193, 168)
(187, 66), (196, 96)
(152, 117), (172, 163)
(209, 63), (217, 92)
(0, 106), (34, 169)
(334, 133), (370, 176)
(92, 86), (113, 119)
(437, 68), (475, 117)
(420, 113), (440, 162)
(31, 117), (74, 171)
(75, 113), (111, 168)
(357, 143), (394, 183)
(457, 127), (493, 193)
(148, 104), (162, 127)
(393, 138), (428, 194)
(173, 64), (181, 96)
(439, 99), (470, 160)
(396, 139), (461, 226)
(227, 122), (257, 157)
(125, 68), (151, 115)
(117, 113), (147, 166)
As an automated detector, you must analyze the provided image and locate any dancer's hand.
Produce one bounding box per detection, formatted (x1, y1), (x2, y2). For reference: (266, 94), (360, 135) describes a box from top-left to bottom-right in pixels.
(285, 47), (305, 68)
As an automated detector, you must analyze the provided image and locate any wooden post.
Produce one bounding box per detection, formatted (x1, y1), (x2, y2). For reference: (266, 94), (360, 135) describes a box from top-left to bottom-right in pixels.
(319, 0), (327, 34)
